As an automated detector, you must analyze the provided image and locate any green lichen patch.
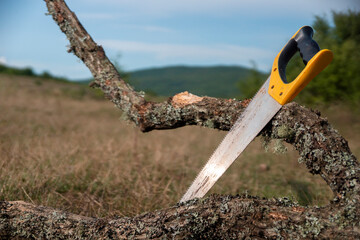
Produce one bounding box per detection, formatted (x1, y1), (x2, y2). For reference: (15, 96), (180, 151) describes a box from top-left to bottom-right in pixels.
(276, 125), (295, 140)
(298, 215), (325, 238)
(273, 139), (288, 154)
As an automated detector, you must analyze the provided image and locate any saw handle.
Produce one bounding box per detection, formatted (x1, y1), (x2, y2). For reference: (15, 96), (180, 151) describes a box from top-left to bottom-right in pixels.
(268, 26), (333, 105)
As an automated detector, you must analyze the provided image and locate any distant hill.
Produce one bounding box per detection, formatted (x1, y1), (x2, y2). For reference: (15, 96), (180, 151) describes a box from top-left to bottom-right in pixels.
(128, 65), (255, 98)
(0, 63), (265, 99)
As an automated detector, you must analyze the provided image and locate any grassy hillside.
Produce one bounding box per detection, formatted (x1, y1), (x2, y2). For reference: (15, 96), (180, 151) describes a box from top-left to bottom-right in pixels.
(128, 65), (259, 98)
(0, 74), (358, 218)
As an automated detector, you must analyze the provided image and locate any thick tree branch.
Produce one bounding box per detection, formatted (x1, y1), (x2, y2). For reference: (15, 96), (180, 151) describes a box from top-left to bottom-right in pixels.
(1, 195), (359, 239)
(266, 103), (359, 201)
(0, 0), (358, 238)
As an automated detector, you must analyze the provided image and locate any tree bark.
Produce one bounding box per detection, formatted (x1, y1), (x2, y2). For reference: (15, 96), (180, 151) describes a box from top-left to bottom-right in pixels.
(0, 0), (358, 238)
(1, 195), (359, 239)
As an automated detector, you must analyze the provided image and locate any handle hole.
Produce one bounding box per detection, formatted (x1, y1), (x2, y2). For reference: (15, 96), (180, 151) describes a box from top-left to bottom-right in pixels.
(279, 92), (283, 96)
(271, 85), (275, 89)
(273, 68), (277, 72)
(285, 52), (303, 84)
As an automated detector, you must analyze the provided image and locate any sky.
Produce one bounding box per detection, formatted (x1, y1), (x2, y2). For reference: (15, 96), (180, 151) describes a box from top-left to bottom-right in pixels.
(0, 0), (359, 80)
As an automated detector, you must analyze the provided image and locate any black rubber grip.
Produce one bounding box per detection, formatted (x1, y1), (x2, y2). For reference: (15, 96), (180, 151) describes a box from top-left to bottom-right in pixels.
(277, 26), (320, 83)
(293, 26), (320, 65)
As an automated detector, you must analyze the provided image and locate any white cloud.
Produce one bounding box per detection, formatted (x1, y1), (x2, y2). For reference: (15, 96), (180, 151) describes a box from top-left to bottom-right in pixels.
(100, 39), (274, 69)
(0, 56), (7, 65)
(115, 24), (175, 33)
(78, 13), (118, 20)
(80, 0), (360, 18)
(141, 25), (175, 33)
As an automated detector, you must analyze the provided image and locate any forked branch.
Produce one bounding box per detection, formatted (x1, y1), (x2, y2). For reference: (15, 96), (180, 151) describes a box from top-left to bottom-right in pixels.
(0, 0), (358, 239)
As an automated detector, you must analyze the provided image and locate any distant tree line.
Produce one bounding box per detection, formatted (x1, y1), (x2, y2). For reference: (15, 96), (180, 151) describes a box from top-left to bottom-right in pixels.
(0, 64), (35, 77)
(238, 10), (360, 105)
(0, 64), (69, 82)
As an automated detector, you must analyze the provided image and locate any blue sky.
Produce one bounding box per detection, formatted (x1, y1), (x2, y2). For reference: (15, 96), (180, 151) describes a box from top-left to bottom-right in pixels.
(0, 0), (359, 80)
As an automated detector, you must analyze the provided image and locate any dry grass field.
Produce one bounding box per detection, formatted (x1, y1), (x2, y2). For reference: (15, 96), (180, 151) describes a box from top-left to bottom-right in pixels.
(0, 74), (359, 218)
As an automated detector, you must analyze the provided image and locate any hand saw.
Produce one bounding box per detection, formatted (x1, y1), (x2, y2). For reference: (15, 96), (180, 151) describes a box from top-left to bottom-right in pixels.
(180, 26), (333, 202)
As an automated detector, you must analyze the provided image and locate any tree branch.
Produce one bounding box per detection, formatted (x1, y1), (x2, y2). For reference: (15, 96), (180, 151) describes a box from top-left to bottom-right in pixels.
(1, 195), (359, 239)
(0, 0), (358, 238)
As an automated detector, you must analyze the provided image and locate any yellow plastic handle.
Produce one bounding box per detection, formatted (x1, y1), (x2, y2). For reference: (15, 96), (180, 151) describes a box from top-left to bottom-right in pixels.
(268, 27), (333, 105)
(269, 49), (333, 105)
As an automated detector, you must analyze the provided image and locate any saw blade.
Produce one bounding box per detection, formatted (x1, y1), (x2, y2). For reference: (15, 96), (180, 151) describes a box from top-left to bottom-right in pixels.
(180, 77), (282, 202)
